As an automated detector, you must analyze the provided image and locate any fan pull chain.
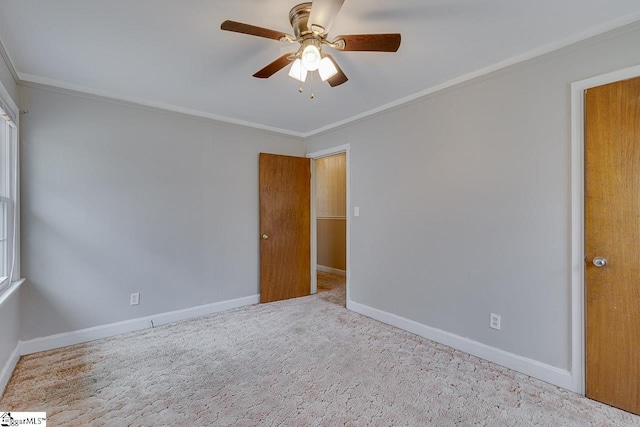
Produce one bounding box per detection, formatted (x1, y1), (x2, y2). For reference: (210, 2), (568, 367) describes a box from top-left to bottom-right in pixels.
(299, 63), (304, 93)
(310, 72), (315, 99)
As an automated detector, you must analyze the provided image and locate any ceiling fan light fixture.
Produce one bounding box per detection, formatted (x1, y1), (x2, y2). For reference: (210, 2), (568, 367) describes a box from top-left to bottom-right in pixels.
(301, 43), (321, 71)
(318, 57), (338, 81)
(221, 1), (401, 89)
(288, 58), (308, 82)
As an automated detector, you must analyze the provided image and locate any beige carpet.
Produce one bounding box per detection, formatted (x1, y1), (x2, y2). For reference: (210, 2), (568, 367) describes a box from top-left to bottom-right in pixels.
(1, 272), (639, 426)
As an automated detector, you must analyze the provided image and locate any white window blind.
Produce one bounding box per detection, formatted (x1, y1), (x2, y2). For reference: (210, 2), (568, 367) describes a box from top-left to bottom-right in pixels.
(0, 200), (6, 283)
(0, 100), (17, 289)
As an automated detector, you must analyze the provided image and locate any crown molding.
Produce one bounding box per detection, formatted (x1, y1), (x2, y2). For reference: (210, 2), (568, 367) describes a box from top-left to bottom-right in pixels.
(0, 38), (19, 83)
(11, 12), (640, 139)
(303, 13), (640, 138)
(17, 74), (306, 139)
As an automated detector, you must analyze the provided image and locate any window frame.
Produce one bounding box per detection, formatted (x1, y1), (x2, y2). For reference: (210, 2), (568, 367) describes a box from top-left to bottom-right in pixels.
(0, 199), (8, 285)
(0, 87), (19, 293)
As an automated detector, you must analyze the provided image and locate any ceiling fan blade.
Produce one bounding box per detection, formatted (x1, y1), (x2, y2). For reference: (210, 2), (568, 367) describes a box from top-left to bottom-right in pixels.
(324, 55), (348, 87)
(333, 33), (401, 52)
(221, 20), (293, 42)
(253, 54), (295, 79)
(307, 0), (345, 34)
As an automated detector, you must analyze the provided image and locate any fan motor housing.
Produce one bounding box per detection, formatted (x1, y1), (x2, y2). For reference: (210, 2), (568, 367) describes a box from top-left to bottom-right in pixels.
(289, 3), (314, 39)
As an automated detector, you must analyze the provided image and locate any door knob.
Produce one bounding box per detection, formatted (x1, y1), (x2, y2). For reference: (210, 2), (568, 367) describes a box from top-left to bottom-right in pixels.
(261, 233), (269, 240)
(593, 257), (607, 268)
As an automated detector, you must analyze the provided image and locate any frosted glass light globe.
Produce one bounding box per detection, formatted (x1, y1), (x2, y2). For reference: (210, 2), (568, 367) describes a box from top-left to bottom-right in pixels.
(301, 44), (321, 71)
(288, 59), (308, 82)
(318, 57), (338, 81)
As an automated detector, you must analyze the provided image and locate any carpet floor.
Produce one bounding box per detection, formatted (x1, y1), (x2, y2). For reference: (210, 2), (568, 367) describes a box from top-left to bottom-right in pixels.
(1, 272), (639, 426)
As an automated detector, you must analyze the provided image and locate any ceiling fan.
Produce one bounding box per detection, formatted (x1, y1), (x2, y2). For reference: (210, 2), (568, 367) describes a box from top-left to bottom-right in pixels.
(221, 0), (401, 91)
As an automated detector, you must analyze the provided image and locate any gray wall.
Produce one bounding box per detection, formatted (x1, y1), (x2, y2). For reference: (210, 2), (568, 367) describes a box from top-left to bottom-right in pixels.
(0, 51), (16, 102)
(19, 85), (304, 340)
(12, 19), (640, 373)
(306, 22), (640, 370)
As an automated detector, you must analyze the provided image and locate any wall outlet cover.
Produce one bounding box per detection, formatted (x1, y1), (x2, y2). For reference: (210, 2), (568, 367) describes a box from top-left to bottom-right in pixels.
(490, 313), (501, 330)
(130, 293), (140, 305)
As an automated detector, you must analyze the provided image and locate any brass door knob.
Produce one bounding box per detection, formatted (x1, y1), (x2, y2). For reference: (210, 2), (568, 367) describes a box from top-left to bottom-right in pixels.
(261, 233), (269, 240)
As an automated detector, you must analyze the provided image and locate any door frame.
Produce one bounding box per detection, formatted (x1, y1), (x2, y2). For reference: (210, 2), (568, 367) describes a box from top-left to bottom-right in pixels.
(307, 144), (351, 304)
(570, 64), (640, 395)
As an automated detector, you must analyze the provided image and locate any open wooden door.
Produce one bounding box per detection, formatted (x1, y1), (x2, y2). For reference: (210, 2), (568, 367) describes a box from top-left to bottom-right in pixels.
(585, 76), (640, 415)
(259, 153), (311, 303)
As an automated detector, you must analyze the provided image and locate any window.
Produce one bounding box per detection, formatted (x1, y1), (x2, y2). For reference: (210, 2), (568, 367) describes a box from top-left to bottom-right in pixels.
(0, 100), (17, 290)
(0, 200), (6, 282)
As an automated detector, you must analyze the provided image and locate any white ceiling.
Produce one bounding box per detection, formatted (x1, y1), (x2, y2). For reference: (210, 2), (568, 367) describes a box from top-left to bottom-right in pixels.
(1, 0), (640, 136)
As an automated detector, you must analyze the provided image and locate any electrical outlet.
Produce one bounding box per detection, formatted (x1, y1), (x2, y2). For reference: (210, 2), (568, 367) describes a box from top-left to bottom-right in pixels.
(130, 293), (140, 306)
(490, 313), (501, 330)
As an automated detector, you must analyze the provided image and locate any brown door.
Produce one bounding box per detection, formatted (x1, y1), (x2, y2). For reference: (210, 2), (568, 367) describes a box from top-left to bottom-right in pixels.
(259, 153), (311, 303)
(585, 76), (640, 415)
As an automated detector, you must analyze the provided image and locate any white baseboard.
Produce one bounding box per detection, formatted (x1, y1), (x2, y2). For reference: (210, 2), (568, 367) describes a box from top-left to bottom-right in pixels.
(19, 294), (260, 356)
(347, 300), (576, 392)
(0, 345), (20, 397)
(317, 265), (346, 276)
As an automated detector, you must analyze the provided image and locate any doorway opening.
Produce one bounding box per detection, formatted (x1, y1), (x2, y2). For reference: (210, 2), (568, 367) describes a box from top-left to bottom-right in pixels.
(308, 144), (350, 308)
